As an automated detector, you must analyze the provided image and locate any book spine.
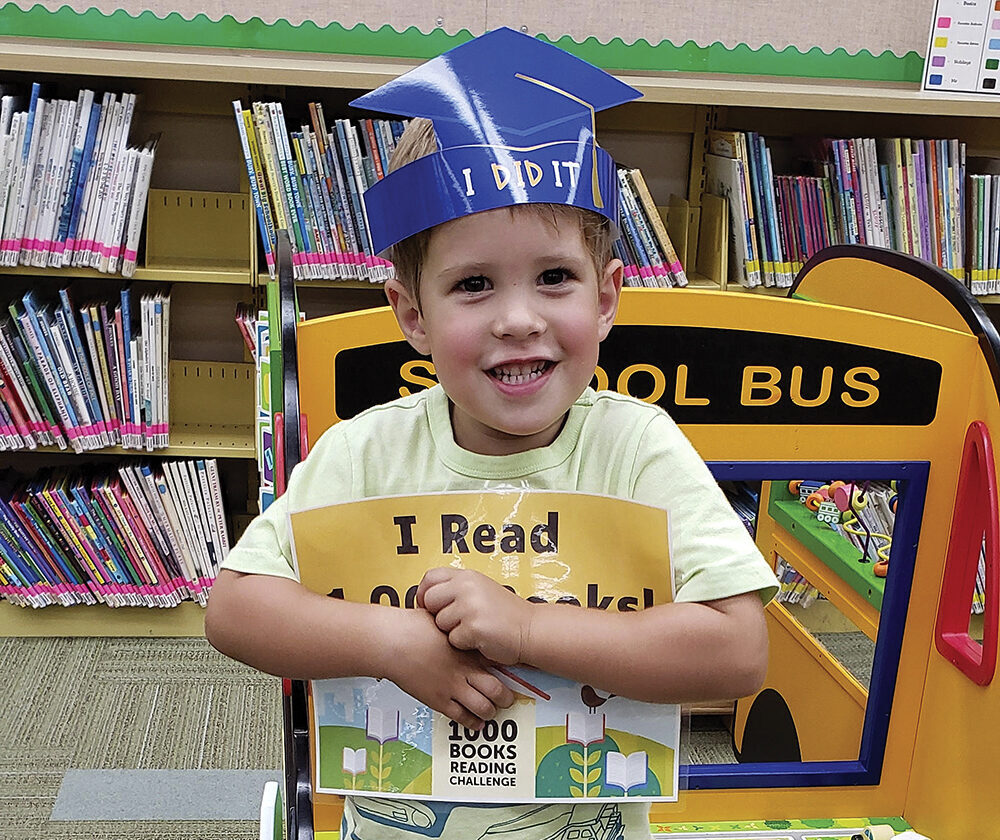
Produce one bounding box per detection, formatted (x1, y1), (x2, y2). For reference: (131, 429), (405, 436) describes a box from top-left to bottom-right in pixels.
(627, 168), (687, 286)
(617, 169), (667, 286)
(914, 140), (932, 262)
(344, 120), (380, 279)
(235, 103), (276, 278)
(3, 83), (39, 264)
(60, 289), (109, 444)
(20, 96), (54, 264)
(326, 126), (362, 275)
(80, 95), (122, 268)
(306, 128), (346, 277)
(42, 483), (114, 604)
(73, 92), (114, 267)
(252, 103), (292, 243)
(99, 480), (155, 603)
(52, 89), (94, 263)
(162, 461), (211, 590)
(94, 92), (135, 271)
(269, 103), (310, 274)
(20, 296), (82, 451)
(759, 142), (788, 285)
(289, 132), (324, 275)
(4, 308), (64, 447)
(105, 146), (139, 274)
(152, 467), (203, 595)
(204, 458), (231, 563)
(31, 98), (70, 266)
(0, 322), (44, 440)
(745, 132), (774, 286)
(64, 99), (102, 264)
(80, 480), (133, 603)
(51, 307), (97, 448)
(364, 118), (385, 181)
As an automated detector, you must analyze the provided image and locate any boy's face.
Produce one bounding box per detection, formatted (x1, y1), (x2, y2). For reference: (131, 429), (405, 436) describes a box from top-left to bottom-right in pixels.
(386, 207), (623, 456)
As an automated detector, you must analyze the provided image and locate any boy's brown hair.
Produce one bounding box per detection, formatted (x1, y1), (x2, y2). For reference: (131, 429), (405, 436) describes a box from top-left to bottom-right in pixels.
(387, 118), (616, 305)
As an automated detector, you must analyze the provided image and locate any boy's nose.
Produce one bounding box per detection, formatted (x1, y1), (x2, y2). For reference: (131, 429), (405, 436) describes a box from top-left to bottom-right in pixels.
(492, 294), (545, 339)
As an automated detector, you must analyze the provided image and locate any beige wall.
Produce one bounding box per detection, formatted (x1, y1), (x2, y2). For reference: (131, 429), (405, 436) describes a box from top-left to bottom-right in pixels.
(9, 0), (932, 57)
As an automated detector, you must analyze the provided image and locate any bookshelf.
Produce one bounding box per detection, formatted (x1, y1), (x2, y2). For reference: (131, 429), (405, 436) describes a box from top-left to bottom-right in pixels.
(3, 33), (1000, 635)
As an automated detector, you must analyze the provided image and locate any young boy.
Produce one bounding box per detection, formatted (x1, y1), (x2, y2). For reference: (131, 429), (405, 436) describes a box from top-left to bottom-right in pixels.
(206, 27), (778, 839)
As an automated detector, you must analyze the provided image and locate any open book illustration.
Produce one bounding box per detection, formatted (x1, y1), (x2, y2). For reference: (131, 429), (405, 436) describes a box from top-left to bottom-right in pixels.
(605, 750), (649, 795)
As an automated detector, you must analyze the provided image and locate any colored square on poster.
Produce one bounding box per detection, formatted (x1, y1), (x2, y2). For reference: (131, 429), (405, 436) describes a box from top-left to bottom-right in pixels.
(934, 36), (949, 47)
(996, 0), (1000, 11)
(994, 19), (1000, 29)
(990, 38), (1000, 49)
(938, 16), (952, 27)
(984, 78), (997, 88)
(929, 74), (944, 84)
(988, 58), (1000, 69)
(932, 55), (947, 66)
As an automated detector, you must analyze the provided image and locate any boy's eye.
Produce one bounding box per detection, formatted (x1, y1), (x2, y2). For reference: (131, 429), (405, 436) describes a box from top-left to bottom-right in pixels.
(456, 275), (490, 293)
(539, 268), (571, 286)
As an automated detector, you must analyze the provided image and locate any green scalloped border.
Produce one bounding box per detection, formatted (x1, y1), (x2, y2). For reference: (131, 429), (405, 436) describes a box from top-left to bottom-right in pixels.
(0, 5), (924, 83)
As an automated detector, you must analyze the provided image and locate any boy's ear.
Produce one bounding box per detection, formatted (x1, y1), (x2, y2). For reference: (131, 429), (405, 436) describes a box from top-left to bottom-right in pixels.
(597, 257), (624, 342)
(385, 277), (431, 355)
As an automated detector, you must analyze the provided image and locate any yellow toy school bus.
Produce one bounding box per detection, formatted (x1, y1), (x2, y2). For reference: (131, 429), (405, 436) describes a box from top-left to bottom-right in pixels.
(272, 244), (998, 839)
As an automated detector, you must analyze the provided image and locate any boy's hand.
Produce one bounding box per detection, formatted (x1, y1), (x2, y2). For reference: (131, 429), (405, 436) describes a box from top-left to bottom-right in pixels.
(386, 608), (515, 730)
(416, 568), (532, 665)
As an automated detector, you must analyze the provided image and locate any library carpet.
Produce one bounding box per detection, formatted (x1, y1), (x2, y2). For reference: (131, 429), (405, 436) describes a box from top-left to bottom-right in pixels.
(1, 635), (282, 840)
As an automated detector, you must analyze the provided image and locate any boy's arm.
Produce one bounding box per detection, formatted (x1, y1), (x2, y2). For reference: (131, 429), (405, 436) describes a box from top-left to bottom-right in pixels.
(206, 569), (515, 729)
(417, 568), (768, 704)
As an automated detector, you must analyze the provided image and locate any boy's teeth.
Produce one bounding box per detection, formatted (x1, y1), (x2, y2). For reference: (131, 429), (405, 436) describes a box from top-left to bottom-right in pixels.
(492, 362), (548, 384)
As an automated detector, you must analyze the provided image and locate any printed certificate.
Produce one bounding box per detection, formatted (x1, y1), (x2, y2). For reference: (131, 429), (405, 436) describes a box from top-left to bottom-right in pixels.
(290, 490), (681, 803)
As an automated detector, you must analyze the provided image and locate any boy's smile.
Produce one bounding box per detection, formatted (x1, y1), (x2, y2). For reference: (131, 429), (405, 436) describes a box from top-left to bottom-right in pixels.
(386, 207), (622, 456)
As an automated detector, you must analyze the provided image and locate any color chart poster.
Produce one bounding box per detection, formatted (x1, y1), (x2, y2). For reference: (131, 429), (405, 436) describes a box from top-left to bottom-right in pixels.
(924, 0), (1000, 94)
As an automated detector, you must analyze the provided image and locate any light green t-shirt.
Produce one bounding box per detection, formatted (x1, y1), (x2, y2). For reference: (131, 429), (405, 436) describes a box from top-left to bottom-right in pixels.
(223, 385), (778, 839)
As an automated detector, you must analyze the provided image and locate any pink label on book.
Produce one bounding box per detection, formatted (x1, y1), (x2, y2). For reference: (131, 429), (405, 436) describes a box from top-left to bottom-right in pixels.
(124, 248), (138, 262)
(667, 261), (684, 274)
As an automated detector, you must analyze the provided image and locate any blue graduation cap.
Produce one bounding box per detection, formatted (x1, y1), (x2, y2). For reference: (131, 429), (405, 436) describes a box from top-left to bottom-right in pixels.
(350, 27), (642, 255)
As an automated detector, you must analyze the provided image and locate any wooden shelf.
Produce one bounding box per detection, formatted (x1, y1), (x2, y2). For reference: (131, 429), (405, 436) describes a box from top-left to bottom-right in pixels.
(14, 360), (256, 460)
(137, 264), (251, 285)
(4, 38), (1000, 117)
(258, 272), (386, 290)
(31, 425), (255, 459)
(0, 262), (250, 285)
(770, 495), (886, 612)
(0, 599), (206, 637)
